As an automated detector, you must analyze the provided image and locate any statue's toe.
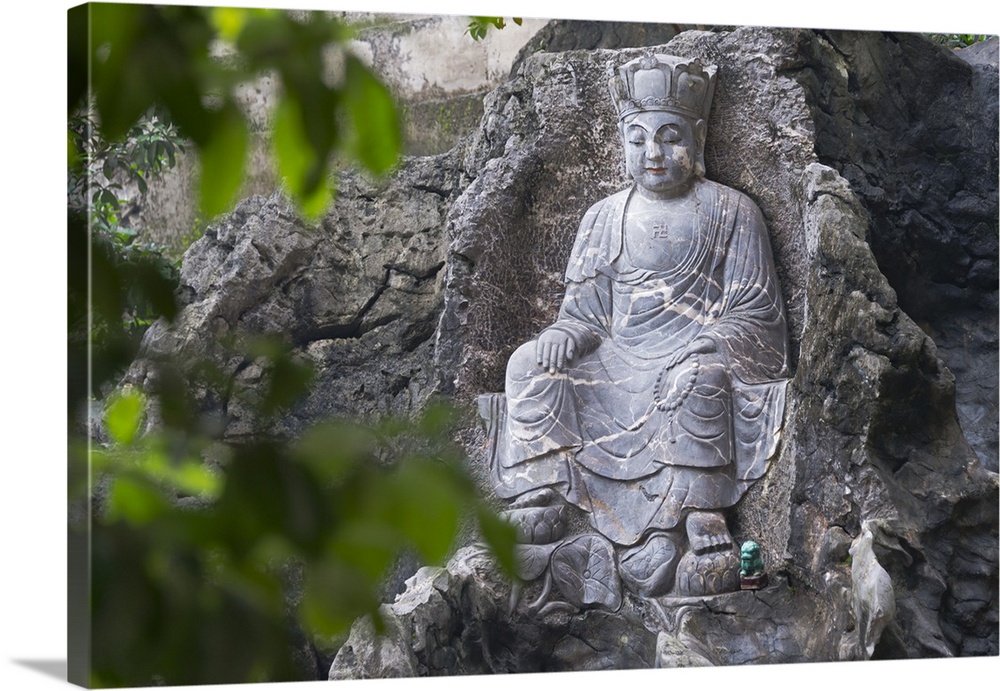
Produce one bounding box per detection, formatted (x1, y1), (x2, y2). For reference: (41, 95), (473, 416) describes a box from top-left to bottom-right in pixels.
(511, 487), (559, 509)
(685, 510), (733, 554)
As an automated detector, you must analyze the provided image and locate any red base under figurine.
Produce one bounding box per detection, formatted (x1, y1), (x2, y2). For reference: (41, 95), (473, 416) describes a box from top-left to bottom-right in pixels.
(740, 574), (767, 590)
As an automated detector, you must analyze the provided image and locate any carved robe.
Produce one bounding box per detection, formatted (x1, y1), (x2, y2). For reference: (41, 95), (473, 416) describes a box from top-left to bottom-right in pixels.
(491, 179), (789, 546)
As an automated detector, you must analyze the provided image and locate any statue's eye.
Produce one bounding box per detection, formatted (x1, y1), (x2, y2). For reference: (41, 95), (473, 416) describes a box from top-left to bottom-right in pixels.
(657, 127), (683, 144)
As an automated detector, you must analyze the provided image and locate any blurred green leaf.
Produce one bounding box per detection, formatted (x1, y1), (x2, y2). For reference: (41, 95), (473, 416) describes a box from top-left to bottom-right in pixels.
(344, 55), (400, 175)
(417, 400), (458, 436)
(68, 5), (91, 112)
(235, 10), (295, 64)
(391, 460), (469, 563)
(67, 130), (79, 168)
(140, 449), (223, 499)
(240, 335), (286, 361)
(209, 6), (252, 43)
(152, 361), (198, 433)
(329, 522), (403, 581)
(300, 560), (381, 638)
(106, 476), (169, 525)
(127, 254), (180, 322)
(89, 3), (149, 141)
(263, 356), (314, 415)
(272, 95), (332, 218)
(292, 420), (375, 481)
(105, 389), (146, 446)
(476, 502), (519, 579)
(199, 103), (248, 218)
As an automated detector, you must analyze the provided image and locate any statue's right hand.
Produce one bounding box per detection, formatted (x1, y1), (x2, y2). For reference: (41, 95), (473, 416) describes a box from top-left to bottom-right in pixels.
(536, 328), (577, 374)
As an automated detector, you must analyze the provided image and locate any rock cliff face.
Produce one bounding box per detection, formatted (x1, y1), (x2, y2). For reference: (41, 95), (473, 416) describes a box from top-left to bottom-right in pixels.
(131, 25), (997, 674)
(128, 151), (471, 438)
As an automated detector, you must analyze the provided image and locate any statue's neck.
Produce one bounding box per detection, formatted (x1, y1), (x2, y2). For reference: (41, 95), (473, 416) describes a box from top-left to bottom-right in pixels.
(633, 177), (699, 202)
(631, 179), (702, 208)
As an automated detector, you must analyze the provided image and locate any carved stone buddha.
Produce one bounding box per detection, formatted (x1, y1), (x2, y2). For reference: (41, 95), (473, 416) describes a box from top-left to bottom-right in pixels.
(480, 54), (789, 608)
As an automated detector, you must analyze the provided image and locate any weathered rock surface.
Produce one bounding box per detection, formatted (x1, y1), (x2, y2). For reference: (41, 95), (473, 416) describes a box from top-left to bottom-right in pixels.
(329, 546), (660, 677)
(330, 545), (850, 676)
(850, 521), (899, 659)
(127, 23), (997, 676)
(800, 31), (999, 472)
(509, 19), (689, 77)
(127, 151), (470, 440)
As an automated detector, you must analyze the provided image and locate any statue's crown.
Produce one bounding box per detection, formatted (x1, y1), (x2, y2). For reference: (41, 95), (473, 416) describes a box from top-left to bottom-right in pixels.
(609, 54), (717, 122)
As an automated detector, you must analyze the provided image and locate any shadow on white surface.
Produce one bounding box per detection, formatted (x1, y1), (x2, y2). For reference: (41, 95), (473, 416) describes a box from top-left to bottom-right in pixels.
(12, 659), (67, 682)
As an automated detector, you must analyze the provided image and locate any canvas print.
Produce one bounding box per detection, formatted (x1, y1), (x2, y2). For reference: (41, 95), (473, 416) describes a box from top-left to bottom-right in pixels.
(67, 2), (999, 687)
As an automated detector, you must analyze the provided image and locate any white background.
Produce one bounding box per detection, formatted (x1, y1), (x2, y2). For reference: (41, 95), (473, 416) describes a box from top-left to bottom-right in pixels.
(1, 1), (997, 690)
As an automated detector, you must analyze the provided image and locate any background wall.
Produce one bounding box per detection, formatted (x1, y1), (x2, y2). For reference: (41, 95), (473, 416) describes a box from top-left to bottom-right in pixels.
(129, 13), (547, 253)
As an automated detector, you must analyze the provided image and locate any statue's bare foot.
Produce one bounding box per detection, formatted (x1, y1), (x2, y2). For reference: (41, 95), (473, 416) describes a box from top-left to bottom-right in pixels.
(619, 531), (681, 597)
(674, 510), (739, 595)
(686, 510), (732, 554)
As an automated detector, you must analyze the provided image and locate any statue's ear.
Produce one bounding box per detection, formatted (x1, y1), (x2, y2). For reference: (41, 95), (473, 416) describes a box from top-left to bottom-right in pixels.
(694, 119), (707, 147)
(694, 119), (708, 177)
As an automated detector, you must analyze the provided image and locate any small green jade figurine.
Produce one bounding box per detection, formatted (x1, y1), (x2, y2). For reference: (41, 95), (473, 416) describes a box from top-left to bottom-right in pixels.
(739, 541), (767, 590)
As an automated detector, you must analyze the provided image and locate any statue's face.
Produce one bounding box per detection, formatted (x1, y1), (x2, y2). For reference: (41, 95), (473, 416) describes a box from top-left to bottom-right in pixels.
(621, 112), (705, 197)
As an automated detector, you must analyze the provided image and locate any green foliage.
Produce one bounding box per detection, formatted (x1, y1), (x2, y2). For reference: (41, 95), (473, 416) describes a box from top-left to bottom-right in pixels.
(926, 33), (992, 48)
(198, 102), (248, 220)
(84, 351), (512, 685)
(68, 109), (184, 211)
(70, 4), (402, 220)
(104, 388), (146, 446)
(344, 55), (402, 174)
(68, 108), (184, 393)
(69, 221), (180, 398)
(73, 226), (180, 395)
(466, 16), (523, 41)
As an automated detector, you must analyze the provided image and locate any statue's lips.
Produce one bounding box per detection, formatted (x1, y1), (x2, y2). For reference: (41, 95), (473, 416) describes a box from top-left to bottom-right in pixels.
(644, 167), (667, 174)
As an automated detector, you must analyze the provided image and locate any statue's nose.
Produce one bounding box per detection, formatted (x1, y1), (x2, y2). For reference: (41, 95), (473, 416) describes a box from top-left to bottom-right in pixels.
(645, 139), (665, 160)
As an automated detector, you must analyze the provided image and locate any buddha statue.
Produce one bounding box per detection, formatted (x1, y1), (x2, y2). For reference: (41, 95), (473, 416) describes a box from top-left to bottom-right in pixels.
(480, 54), (789, 602)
